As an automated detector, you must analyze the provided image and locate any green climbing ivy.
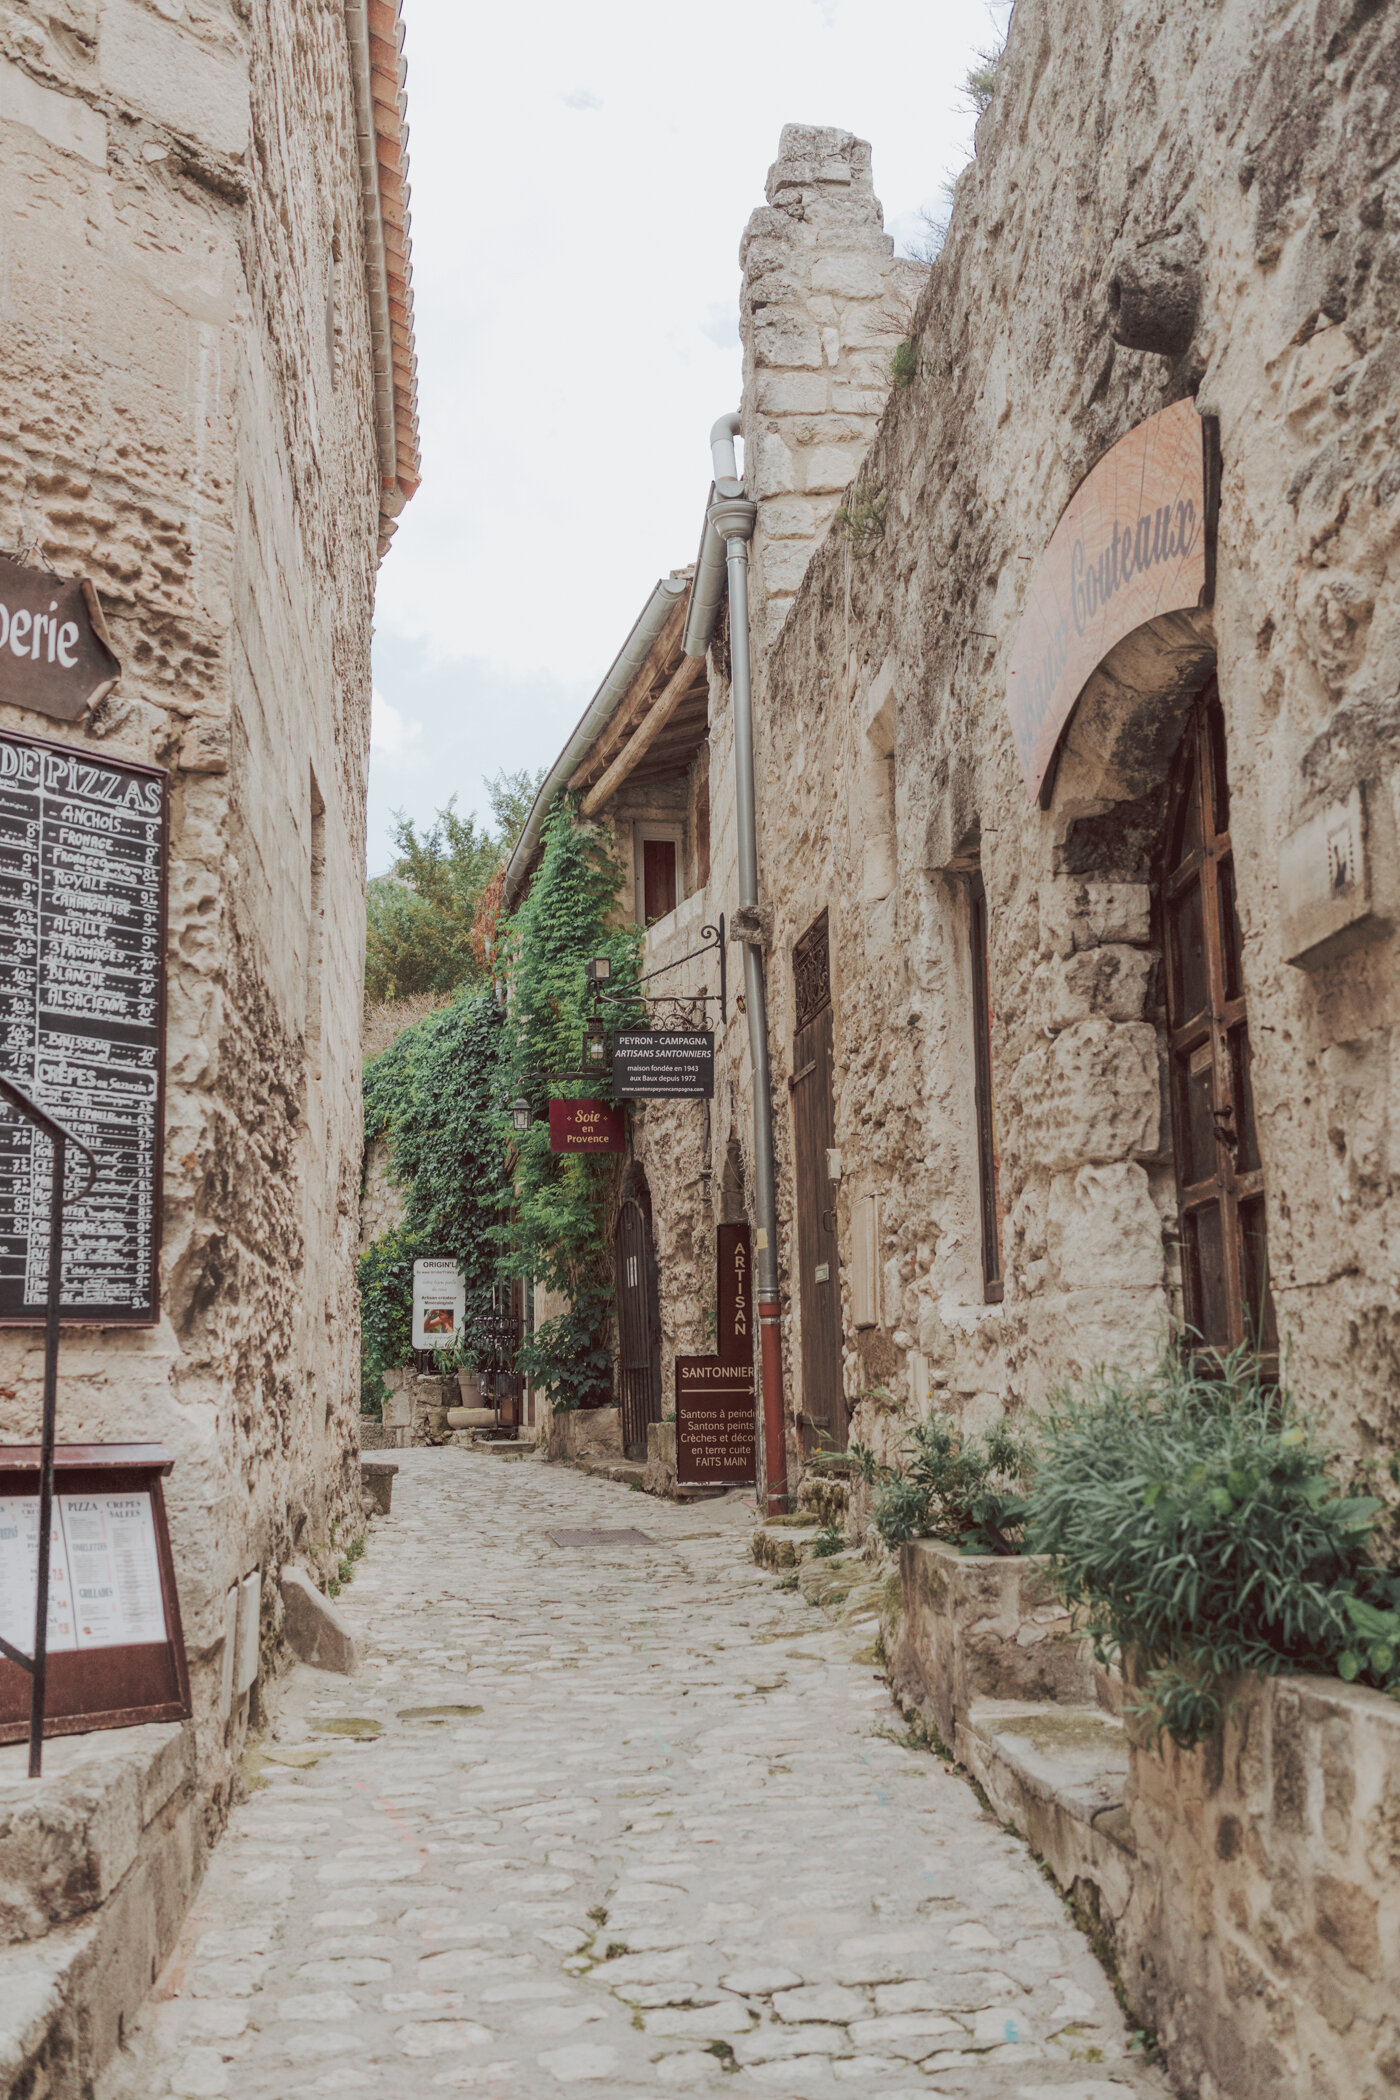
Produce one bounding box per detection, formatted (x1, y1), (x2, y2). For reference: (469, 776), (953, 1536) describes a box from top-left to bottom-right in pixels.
(359, 986), (509, 1407)
(357, 798), (643, 1420)
(492, 799), (643, 1411)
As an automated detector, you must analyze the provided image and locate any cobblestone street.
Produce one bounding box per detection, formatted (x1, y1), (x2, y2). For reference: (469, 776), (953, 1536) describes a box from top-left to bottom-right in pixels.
(106, 1451), (1168, 2100)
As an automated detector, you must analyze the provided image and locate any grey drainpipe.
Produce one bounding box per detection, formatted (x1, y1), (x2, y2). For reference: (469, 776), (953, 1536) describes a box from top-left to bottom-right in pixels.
(502, 577), (687, 908)
(697, 414), (789, 1514)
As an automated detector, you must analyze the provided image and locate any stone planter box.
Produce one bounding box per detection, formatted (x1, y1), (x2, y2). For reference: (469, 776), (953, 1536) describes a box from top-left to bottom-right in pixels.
(360, 1459), (398, 1514)
(1119, 1671), (1400, 2100)
(544, 1406), (623, 1464)
(890, 1539), (1096, 1750)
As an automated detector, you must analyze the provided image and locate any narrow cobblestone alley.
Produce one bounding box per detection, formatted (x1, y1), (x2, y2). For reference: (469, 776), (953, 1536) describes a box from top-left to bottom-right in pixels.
(106, 1452), (1170, 2100)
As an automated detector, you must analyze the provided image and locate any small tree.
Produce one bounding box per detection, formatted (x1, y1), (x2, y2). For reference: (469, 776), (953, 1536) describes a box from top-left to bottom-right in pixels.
(365, 767), (542, 1003)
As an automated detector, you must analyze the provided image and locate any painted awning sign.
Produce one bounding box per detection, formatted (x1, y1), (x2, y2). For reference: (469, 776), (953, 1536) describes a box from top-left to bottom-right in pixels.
(1006, 400), (1213, 805)
(0, 558), (121, 724)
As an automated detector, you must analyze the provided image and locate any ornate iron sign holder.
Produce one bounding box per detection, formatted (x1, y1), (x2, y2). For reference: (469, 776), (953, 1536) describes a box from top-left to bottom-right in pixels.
(0, 1074), (98, 1776)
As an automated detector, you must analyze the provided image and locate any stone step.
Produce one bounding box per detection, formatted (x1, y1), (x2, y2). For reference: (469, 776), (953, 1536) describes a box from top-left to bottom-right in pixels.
(751, 1521), (823, 1569)
(955, 1698), (1136, 1917)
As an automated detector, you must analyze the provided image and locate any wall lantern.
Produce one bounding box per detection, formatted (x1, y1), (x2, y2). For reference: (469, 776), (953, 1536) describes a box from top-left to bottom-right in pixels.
(511, 1097), (532, 1134)
(585, 1015), (608, 1065)
(586, 956), (612, 986)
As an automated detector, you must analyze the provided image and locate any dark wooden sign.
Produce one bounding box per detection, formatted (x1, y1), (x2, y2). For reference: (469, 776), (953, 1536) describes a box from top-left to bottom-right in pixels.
(0, 731), (168, 1324)
(717, 1221), (752, 1364)
(1006, 400), (1213, 805)
(0, 558), (121, 724)
(611, 1029), (714, 1100)
(675, 1356), (756, 1487)
(548, 1097), (625, 1153)
(0, 1443), (190, 1743)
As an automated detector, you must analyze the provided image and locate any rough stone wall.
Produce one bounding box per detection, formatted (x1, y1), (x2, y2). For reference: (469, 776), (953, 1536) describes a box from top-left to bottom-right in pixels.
(0, 0), (385, 1791)
(1122, 1672), (1400, 2100)
(740, 125), (927, 650)
(658, 0), (1400, 1480)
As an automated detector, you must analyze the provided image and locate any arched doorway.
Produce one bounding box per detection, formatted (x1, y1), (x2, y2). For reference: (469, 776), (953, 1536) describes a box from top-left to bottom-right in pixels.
(615, 1181), (662, 1461)
(1162, 679), (1276, 1367)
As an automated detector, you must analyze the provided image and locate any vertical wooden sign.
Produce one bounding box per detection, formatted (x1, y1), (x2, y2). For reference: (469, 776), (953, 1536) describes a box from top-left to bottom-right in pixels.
(717, 1222), (752, 1364)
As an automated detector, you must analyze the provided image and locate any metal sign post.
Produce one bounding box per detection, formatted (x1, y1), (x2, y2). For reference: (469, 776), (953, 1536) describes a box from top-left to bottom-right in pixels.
(0, 1074), (98, 1776)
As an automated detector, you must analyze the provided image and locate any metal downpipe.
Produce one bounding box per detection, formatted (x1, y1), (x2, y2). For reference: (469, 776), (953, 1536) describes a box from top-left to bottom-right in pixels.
(711, 493), (788, 1515)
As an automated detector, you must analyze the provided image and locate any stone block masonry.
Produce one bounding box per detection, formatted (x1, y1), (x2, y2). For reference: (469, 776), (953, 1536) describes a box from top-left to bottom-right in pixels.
(0, 0), (418, 2086)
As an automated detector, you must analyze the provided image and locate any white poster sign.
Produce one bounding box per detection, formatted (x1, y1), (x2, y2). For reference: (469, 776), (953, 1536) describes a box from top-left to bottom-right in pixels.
(0, 1490), (165, 1653)
(412, 1257), (465, 1353)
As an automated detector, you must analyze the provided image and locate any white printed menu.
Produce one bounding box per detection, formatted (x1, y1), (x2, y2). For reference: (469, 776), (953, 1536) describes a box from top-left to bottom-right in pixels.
(0, 1490), (166, 1655)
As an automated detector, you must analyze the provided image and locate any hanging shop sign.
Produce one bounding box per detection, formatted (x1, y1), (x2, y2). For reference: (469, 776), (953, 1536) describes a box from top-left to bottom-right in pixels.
(0, 730), (168, 1325)
(611, 1029), (714, 1100)
(412, 1257), (465, 1350)
(548, 1098), (626, 1153)
(717, 1221), (753, 1364)
(1006, 399), (1215, 806)
(674, 1356), (756, 1488)
(0, 1442), (191, 1744)
(0, 557), (122, 724)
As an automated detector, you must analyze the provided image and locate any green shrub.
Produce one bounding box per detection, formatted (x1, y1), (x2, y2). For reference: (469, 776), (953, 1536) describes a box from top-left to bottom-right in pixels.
(1027, 1348), (1400, 1748)
(889, 340), (918, 389)
(871, 1410), (1033, 1556)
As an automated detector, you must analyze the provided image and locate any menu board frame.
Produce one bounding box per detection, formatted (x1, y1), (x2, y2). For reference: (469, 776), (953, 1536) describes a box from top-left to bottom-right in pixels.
(0, 728), (169, 1327)
(0, 1442), (190, 1743)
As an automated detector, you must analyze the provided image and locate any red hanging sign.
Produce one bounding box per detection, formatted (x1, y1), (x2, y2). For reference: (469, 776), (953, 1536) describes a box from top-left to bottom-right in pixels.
(548, 1099), (625, 1154)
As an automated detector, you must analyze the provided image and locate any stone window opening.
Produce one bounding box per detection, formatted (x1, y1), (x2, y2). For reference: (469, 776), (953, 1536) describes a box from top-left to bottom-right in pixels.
(1162, 681), (1276, 1371)
(326, 216), (344, 386)
(307, 766), (326, 1083)
(859, 664), (897, 904)
(966, 866), (1004, 1304)
(633, 821), (684, 927)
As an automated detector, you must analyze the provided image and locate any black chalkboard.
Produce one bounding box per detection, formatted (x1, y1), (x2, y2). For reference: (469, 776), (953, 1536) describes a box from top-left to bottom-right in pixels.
(0, 731), (167, 1324)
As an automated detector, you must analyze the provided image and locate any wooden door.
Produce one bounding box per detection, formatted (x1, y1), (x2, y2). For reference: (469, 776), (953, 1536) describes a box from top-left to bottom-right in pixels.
(1163, 682), (1277, 1366)
(615, 1194), (661, 1459)
(791, 915), (845, 1449)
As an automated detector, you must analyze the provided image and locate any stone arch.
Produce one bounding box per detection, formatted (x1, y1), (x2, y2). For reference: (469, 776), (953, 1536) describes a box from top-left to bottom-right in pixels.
(1047, 606), (1217, 880)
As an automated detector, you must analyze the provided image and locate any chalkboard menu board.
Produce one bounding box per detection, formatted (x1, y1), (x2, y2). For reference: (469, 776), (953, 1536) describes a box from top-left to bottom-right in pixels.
(0, 731), (167, 1324)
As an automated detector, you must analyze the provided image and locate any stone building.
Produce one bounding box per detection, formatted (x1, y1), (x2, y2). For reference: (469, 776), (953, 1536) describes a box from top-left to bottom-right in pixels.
(0, 0), (417, 2083)
(513, 0), (1400, 2086)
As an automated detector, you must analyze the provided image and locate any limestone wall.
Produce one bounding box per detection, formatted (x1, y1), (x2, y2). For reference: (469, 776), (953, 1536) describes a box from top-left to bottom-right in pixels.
(0, 0), (389, 1789)
(642, 0), (1400, 1488)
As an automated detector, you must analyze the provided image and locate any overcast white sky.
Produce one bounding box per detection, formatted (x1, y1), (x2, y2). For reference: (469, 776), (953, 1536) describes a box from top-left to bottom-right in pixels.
(367, 0), (1007, 873)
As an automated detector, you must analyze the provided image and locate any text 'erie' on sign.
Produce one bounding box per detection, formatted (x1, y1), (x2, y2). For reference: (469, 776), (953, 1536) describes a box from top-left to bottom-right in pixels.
(0, 730), (168, 1325)
(611, 1029), (714, 1100)
(0, 556), (121, 725)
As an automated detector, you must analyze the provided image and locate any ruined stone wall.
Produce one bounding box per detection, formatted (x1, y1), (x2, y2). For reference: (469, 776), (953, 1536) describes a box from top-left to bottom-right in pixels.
(0, 0), (385, 1786)
(667, 0), (1399, 1481)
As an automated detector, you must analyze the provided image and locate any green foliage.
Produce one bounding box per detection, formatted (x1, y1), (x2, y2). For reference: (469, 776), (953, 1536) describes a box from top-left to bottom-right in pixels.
(848, 1441), (880, 1486)
(358, 1221), (419, 1410)
(1026, 1348), (1400, 1749)
(812, 1521), (847, 1559)
(889, 339), (919, 389)
(960, 46), (1001, 117)
(493, 799), (643, 1411)
(834, 482), (887, 549)
(365, 768), (541, 1003)
(358, 986), (511, 1405)
(871, 1410), (1034, 1556)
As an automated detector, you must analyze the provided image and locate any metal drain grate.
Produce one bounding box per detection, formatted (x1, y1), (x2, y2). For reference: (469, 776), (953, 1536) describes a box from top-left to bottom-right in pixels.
(546, 1527), (656, 1548)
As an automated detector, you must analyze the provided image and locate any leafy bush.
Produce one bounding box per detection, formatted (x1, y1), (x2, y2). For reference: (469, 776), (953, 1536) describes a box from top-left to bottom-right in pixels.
(359, 987), (510, 1405)
(889, 340), (918, 389)
(493, 799), (643, 1411)
(1026, 1348), (1400, 1748)
(871, 1411), (1034, 1556)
